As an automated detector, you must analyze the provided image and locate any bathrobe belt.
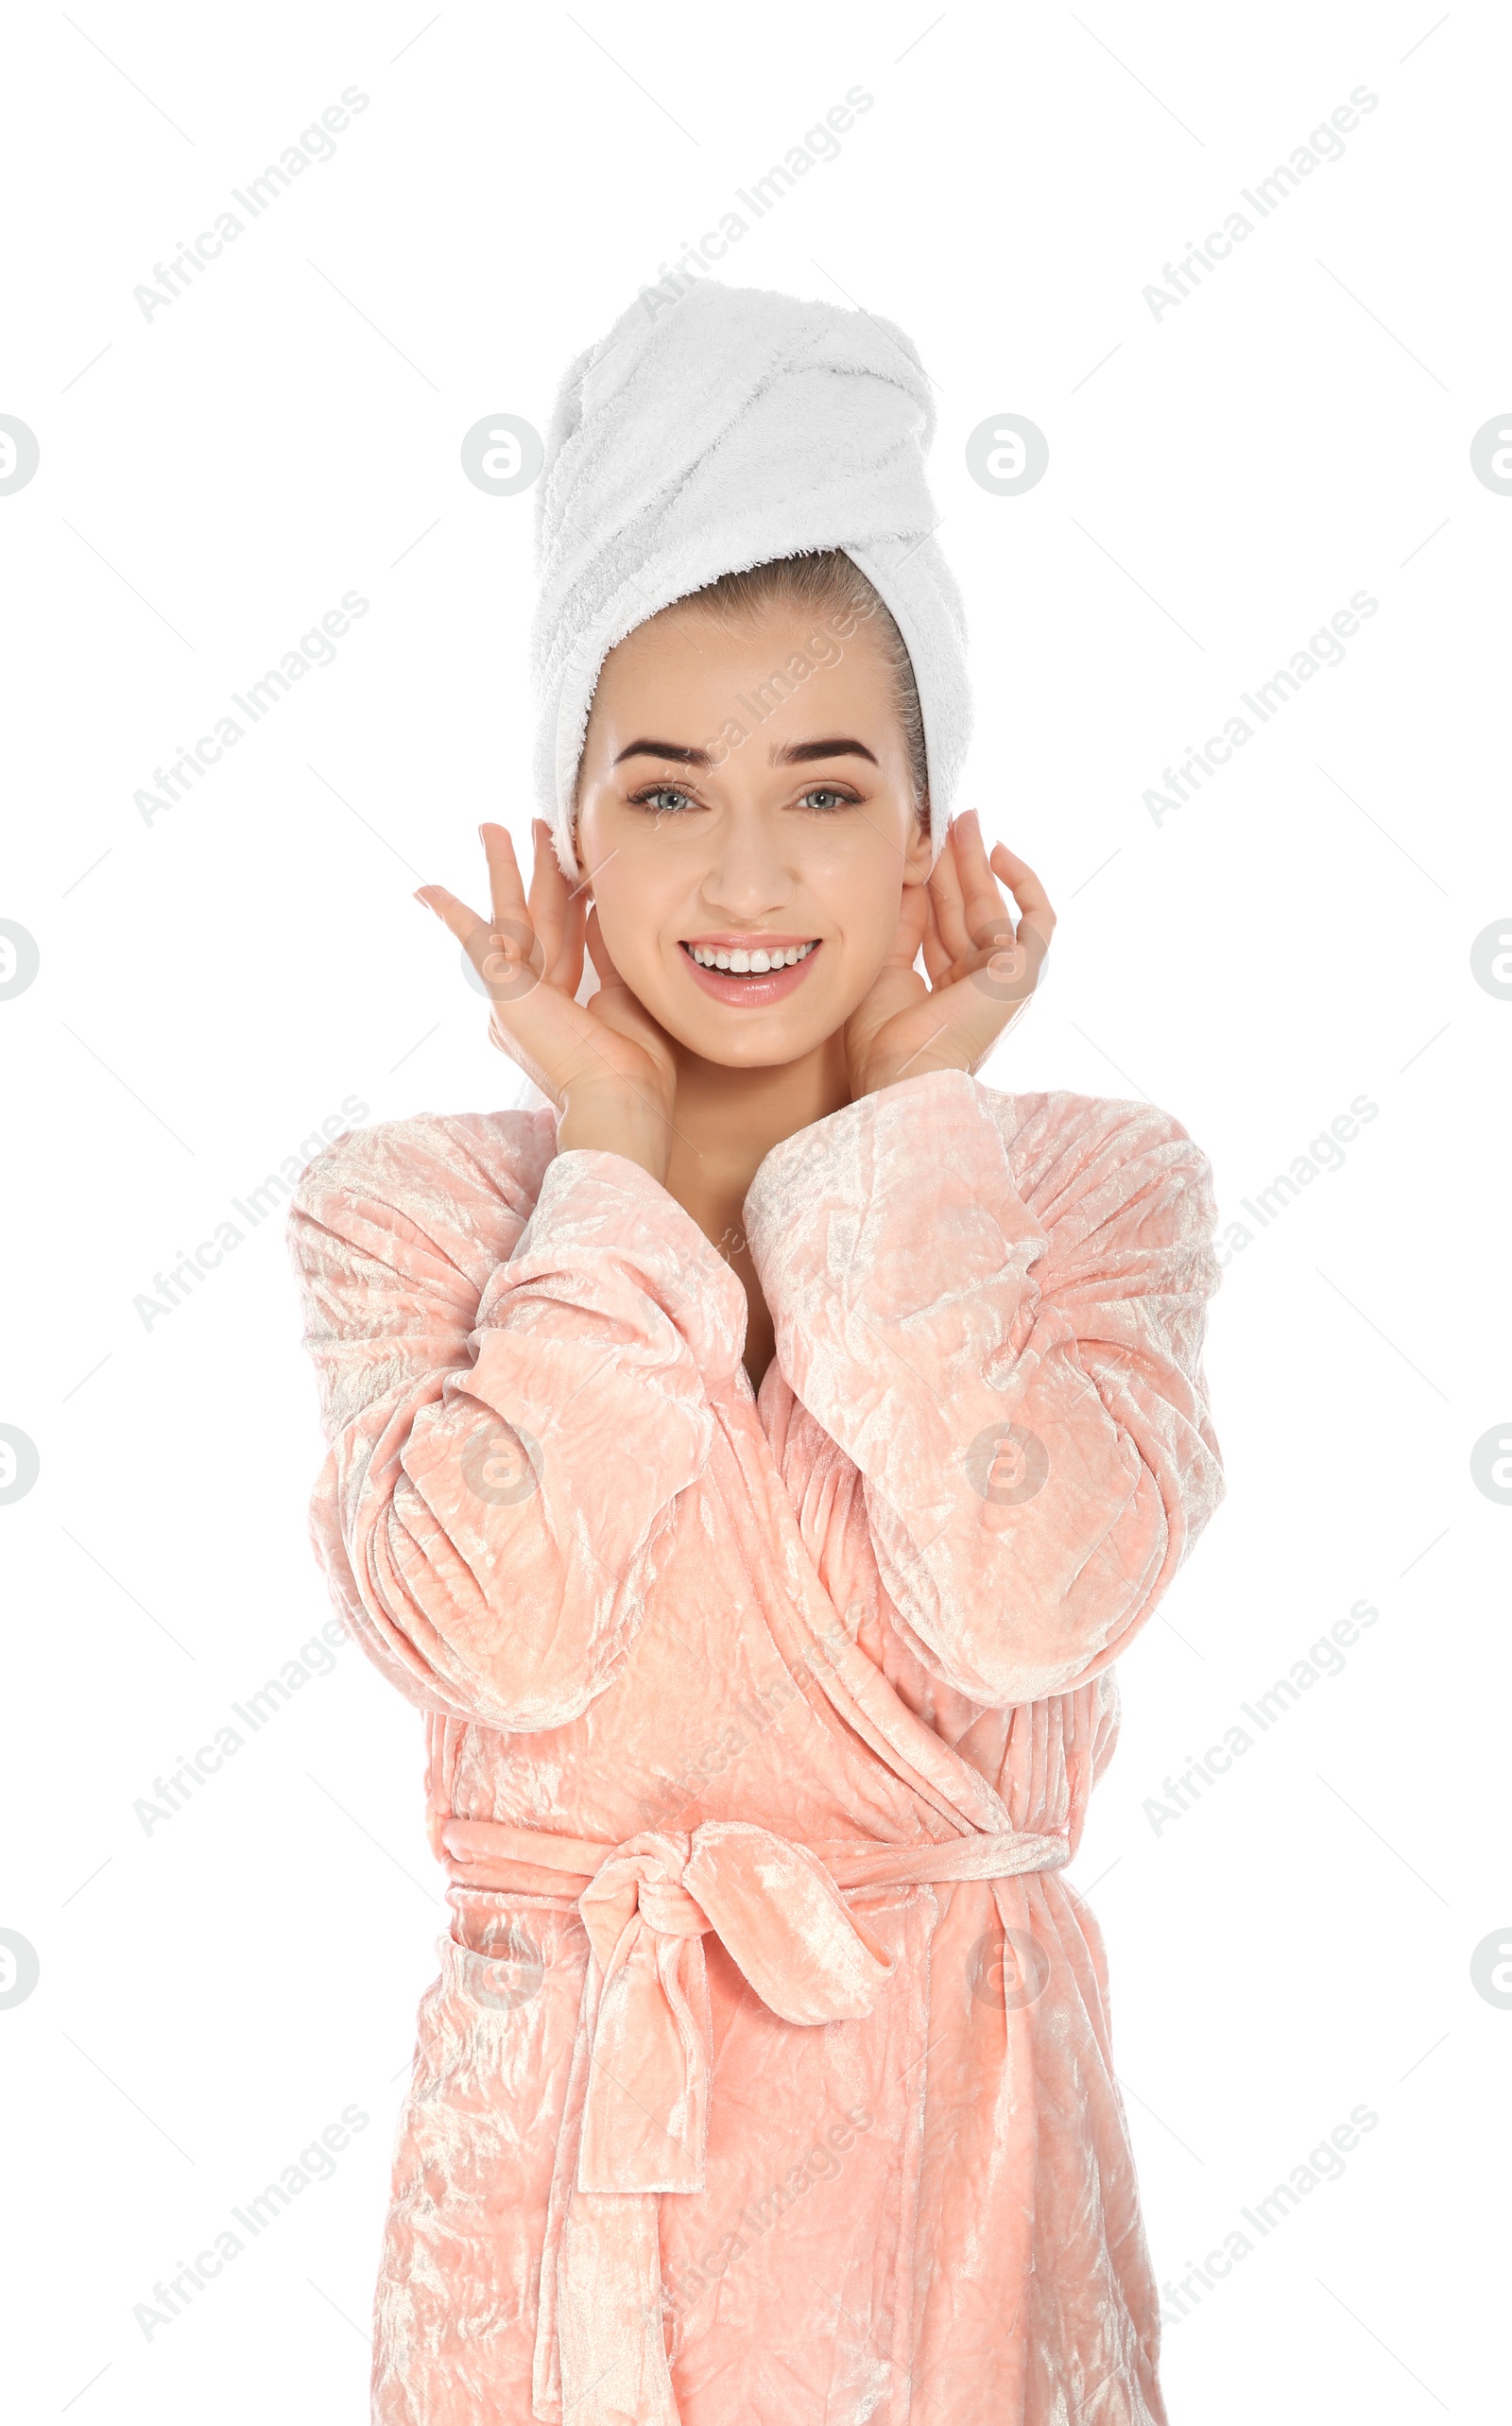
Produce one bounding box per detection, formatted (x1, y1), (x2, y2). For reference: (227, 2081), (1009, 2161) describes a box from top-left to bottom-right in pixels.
(438, 1815), (1071, 2426)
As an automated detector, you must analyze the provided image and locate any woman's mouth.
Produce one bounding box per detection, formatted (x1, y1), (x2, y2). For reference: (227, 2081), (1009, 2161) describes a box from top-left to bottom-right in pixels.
(679, 937), (822, 1007)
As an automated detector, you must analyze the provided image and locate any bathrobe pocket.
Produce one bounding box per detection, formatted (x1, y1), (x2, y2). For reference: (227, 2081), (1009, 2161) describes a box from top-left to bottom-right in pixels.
(371, 1895), (589, 2426)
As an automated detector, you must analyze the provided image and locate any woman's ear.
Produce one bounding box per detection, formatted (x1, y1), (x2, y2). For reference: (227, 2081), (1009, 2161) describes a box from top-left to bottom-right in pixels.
(901, 799), (935, 886)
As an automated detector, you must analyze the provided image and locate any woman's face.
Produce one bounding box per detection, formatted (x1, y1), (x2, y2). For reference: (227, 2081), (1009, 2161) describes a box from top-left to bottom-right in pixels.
(574, 597), (933, 1068)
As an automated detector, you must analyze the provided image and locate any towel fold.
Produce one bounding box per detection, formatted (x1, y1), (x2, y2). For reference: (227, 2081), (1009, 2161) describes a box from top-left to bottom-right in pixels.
(529, 279), (971, 873)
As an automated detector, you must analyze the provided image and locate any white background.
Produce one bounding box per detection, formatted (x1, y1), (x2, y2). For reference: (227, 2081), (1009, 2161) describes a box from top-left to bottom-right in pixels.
(2, 2), (1507, 2418)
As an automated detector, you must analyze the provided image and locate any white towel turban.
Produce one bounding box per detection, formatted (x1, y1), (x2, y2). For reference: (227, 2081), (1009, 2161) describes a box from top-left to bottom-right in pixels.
(529, 279), (971, 876)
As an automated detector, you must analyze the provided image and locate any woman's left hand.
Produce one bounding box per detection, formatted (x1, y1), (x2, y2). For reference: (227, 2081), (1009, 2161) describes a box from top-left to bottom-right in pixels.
(844, 810), (1056, 1099)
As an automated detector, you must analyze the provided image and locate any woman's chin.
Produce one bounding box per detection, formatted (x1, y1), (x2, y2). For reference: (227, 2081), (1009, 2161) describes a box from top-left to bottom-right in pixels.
(603, 953), (833, 1069)
(653, 1000), (838, 1070)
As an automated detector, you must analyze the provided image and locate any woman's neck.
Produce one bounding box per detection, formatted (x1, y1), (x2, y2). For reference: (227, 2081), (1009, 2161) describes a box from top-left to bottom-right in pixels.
(662, 1032), (850, 1237)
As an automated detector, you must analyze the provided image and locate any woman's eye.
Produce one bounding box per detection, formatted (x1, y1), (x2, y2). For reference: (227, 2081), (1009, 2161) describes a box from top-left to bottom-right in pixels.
(798, 786), (853, 812)
(632, 784), (694, 814)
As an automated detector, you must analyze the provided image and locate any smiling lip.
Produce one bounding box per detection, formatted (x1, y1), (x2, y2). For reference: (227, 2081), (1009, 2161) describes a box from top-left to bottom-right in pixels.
(679, 937), (821, 1008)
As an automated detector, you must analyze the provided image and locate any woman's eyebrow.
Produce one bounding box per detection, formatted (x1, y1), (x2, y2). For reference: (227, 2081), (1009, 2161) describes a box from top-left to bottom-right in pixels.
(613, 739), (711, 766)
(611, 735), (880, 769)
(771, 738), (879, 766)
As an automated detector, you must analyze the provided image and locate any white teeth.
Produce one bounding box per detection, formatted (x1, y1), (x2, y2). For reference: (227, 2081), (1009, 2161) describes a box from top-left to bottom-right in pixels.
(687, 941), (818, 973)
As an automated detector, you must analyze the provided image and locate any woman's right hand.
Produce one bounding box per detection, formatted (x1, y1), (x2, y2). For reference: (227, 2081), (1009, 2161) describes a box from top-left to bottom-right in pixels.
(415, 820), (677, 1181)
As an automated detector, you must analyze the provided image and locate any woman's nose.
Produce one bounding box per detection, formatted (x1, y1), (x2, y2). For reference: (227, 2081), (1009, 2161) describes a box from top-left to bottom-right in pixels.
(698, 818), (796, 919)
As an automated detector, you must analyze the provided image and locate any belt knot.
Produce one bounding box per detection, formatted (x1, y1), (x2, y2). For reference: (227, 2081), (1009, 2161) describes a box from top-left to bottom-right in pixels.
(573, 1821), (895, 2199)
(578, 1829), (709, 1963)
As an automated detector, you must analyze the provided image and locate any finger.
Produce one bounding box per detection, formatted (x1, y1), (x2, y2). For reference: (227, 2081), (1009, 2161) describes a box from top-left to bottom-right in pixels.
(553, 877), (589, 996)
(414, 883), (489, 952)
(925, 822), (973, 962)
(582, 911), (677, 1075)
(988, 849), (1056, 988)
(416, 879), (543, 1005)
(523, 817), (588, 993)
(527, 818), (572, 977)
(954, 811), (1020, 953)
(479, 821), (531, 937)
(473, 822), (551, 998)
(988, 842), (1057, 942)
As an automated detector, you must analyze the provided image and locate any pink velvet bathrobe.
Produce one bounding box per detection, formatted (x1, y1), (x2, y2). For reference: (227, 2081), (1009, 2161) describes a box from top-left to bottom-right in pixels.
(287, 1068), (1225, 2426)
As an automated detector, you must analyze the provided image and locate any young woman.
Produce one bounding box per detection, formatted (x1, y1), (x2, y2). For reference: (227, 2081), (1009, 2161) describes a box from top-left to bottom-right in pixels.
(288, 297), (1225, 2426)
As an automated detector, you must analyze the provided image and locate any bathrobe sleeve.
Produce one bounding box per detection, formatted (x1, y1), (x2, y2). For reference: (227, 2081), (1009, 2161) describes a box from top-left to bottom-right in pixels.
(285, 1112), (746, 1732)
(742, 1069), (1225, 1705)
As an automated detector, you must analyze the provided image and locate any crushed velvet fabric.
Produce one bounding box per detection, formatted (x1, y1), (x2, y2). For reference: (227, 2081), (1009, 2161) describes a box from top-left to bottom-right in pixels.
(286, 1068), (1225, 2425)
